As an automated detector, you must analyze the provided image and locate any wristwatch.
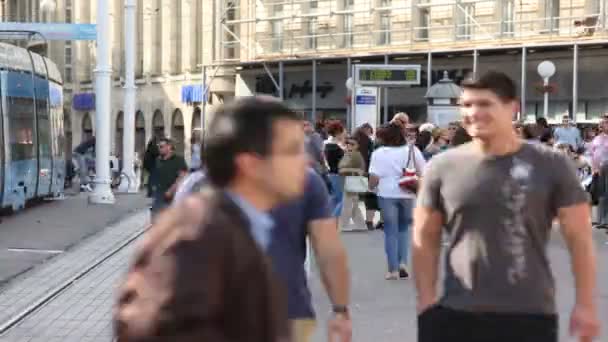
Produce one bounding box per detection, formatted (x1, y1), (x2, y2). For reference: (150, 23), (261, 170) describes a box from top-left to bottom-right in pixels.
(332, 305), (350, 318)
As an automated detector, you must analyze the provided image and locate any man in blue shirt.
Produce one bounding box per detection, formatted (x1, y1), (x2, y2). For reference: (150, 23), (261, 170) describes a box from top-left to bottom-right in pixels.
(269, 168), (352, 342)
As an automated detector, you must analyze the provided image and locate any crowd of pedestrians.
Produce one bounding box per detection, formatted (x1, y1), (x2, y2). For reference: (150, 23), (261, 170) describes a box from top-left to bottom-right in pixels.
(114, 71), (601, 342)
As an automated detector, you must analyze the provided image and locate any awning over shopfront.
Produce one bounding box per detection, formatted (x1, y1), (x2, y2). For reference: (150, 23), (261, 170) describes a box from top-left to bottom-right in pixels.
(73, 93), (95, 111)
(181, 84), (206, 104)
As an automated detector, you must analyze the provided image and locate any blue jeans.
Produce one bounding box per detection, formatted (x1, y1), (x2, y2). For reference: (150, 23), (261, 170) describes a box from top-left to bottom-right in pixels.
(328, 173), (343, 217)
(378, 197), (414, 272)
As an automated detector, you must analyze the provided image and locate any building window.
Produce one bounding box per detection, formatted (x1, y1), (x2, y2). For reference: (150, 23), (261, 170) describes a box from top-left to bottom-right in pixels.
(502, 0), (515, 36)
(310, 1), (318, 9)
(224, 1), (237, 59)
(273, 4), (284, 13)
(456, 3), (474, 40)
(344, 0), (354, 9)
(307, 18), (318, 49)
(65, 67), (72, 84)
(271, 21), (283, 52)
(65, 42), (72, 66)
(65, 8), (72, 23)
(378, 13), (391, 45)
(380, 0), (391, 6)
(587, 0), (600, 13)
(543, 0), (559, 31)
(417, 5), (430, 40)
(343, 14), (354, 48)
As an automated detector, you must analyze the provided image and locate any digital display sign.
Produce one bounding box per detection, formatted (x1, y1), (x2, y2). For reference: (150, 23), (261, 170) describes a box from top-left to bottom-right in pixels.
(354, 65), (421, 86)
(358, 69), (418, 83)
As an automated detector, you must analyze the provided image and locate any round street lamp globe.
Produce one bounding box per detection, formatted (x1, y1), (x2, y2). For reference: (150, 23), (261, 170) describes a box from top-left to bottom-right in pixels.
(537, 61), (556, 79)
(345, 77), (354, 91)
(40, 0), (57, 13)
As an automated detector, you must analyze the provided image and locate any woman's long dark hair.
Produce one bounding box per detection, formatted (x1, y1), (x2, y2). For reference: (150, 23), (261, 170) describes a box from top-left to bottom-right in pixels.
(353, 126), (372, 169)
(376, 123), (406, 147)
(450, 126), (472, 146)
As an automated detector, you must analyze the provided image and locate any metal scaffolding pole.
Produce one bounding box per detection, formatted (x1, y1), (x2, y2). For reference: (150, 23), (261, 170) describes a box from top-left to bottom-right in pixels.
(384, 55), (389, 122)
(427, 52), (433, 89)
(312, 60), (317, 122)
(347, 57), (352, 130)
(520, 47), (526, 121)
(572, 43), (578, 121)
(201, 66), (207, 134)
(473, 49), (478, 78)
(279, 61), (284, 100)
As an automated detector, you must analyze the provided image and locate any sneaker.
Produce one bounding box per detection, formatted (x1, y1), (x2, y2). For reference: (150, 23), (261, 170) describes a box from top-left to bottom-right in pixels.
(399, 265), (409, 278)
(385, 272), (399, 280)
(375, 222), (384, 230)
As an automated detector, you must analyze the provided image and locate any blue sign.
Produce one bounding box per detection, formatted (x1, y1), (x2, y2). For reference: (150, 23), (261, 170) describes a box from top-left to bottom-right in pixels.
(181, 84), (208, 104)
(356, 95), (376, 105)
(0, 22), (97, 41)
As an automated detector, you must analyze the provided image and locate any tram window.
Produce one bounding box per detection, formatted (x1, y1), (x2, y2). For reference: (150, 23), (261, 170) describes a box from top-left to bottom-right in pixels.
(36, 98), (51, 158)
(7, 96), (35, 161)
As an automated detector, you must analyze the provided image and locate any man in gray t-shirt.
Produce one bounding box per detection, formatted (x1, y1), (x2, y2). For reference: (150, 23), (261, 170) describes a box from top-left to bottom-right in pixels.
(413, 71), (599, 342)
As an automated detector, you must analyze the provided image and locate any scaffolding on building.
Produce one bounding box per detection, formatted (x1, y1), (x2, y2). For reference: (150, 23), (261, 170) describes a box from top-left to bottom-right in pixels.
(213, 0), (608, 65)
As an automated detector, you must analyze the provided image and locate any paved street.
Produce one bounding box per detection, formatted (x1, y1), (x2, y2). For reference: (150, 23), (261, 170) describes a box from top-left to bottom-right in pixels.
(0, 192), (149, 288)
(0, 211), (606, 341)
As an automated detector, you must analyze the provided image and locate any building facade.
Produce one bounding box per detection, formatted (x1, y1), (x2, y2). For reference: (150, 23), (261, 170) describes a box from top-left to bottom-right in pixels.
(212, 0), (608, 127)
(2, 0), (215, 163)
(2, 0), (608, 162)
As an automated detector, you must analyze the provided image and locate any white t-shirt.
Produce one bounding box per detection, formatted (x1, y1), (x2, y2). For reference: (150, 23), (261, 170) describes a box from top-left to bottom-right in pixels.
(369, 145), (427, 199)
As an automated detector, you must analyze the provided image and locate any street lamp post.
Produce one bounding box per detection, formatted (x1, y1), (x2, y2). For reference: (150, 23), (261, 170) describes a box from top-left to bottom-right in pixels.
(89, 0), (115, 204)
(118, 0), (138, 193)
(537, 60), (556, 119)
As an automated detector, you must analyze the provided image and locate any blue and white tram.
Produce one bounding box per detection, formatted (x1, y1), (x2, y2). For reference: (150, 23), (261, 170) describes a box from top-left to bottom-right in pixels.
(0, 42), (65, 211)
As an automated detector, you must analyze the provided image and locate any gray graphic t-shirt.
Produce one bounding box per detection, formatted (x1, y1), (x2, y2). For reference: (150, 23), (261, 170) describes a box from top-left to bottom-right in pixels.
(418, 142), (587, 314)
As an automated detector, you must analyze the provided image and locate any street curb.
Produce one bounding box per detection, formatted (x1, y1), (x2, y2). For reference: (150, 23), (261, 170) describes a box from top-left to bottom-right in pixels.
(0, 210), (150, 335)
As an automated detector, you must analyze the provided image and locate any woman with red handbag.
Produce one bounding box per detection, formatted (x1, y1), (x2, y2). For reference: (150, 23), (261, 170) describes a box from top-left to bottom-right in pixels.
(369, 123), (426, 280)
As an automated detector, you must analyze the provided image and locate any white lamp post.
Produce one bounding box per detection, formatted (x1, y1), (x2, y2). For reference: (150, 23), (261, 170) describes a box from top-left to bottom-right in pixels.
(89, 0), (115, 204)
(118, 0), (138, 193)
(537, 61), (556, 119)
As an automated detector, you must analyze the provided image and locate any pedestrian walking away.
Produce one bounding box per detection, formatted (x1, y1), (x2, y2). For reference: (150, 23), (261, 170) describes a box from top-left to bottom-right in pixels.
(413, 71), (600, 342)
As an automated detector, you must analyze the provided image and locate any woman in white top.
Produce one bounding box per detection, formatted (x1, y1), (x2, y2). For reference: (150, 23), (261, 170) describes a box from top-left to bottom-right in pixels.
(369, 123), (426, 280)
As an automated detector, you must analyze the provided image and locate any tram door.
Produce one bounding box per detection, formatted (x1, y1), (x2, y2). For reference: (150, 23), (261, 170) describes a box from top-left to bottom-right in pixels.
(0, 76), (4, 205)
(34, 76), (52, 197)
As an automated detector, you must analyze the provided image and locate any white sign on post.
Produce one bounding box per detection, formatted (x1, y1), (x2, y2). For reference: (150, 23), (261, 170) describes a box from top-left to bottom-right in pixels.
(353, 86), (379, 131)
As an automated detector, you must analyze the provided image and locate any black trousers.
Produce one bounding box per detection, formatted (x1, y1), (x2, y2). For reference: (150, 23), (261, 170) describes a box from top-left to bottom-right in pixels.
(418, 306), (558, 342)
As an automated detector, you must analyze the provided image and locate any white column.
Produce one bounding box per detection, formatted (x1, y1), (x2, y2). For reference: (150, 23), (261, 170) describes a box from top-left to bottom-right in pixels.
(180, 0), (191, 72)
(89, 0), (116, 204)
(142, 0), (152, 75)
(160, 0), (171, 74)
(118, 0), (138, 193)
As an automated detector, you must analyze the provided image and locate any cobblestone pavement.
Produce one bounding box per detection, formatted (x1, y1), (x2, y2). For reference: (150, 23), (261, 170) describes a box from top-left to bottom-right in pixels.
(0, 192), (149, 287)
(0, 210), (149, 339)
(0, 218), (606, 341)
